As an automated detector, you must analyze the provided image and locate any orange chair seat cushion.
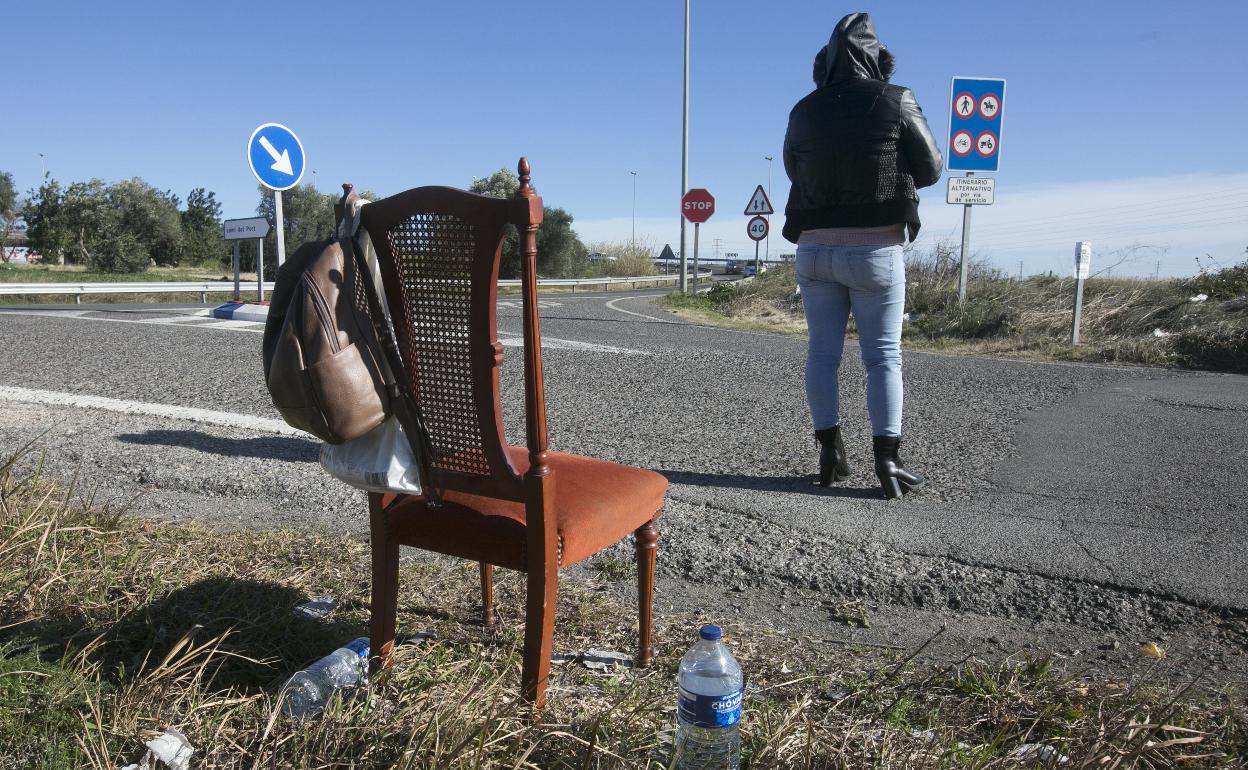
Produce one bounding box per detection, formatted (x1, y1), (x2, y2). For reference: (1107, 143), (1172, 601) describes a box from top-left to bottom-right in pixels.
(381, 448), (666, 571)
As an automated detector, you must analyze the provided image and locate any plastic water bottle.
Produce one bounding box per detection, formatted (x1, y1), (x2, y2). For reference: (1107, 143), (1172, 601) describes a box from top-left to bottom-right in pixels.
(675, 625), (743, 769)
(280, 637), (370, 719)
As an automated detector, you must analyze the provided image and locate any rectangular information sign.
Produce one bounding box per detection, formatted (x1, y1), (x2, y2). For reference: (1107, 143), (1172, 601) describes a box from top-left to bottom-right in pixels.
(947, 177), (995, 205)
(1075, 242), (1092, 279)
(223, 217), (271, 240)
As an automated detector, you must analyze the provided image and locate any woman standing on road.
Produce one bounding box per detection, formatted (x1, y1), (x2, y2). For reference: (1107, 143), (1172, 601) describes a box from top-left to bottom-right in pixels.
(782, 12), (943, 499)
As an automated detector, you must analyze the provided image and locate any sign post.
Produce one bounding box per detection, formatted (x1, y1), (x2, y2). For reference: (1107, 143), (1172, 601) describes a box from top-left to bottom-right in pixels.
(247, 123), (306, 269)
(1072, 241), (1092, 344)
(659, 243), (676, 273)
(681, 188), (715, 292)
(223, 217), (271, 302)
(947, 77), (1006, 304)
(747, 215), (768, 272)
(743, 185), (774, 276)
(958, 174), (974, 304)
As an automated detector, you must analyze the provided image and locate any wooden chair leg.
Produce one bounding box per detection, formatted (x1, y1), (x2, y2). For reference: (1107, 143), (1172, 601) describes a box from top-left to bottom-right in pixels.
(480, 562), (495, 626)
(369, 492), (399, 677)
(634, 519), (659, 668)
(521, 561), (558, 713)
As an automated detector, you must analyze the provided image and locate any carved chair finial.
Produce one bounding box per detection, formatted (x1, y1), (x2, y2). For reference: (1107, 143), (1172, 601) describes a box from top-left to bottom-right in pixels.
(517, 157), (533, 197)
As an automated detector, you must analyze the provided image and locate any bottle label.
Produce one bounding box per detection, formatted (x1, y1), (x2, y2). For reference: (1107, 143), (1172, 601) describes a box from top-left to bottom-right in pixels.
(678, 687), (742, 728)
(347, 638), (370, 659)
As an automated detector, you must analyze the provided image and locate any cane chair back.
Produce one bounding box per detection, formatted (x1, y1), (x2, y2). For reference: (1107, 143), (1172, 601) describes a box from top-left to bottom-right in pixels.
(357, 172), (544, 502)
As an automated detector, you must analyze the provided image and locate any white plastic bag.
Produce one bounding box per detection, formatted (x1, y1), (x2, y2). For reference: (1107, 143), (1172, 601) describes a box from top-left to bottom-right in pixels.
(320, 415), (423, 494)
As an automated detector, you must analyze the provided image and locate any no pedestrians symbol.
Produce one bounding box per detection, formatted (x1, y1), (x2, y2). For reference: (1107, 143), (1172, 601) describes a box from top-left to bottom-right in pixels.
(954, 92), (975, 119)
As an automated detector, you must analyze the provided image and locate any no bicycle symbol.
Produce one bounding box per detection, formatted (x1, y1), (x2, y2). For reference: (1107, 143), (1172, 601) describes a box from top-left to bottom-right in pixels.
(951, 131), (974, 157)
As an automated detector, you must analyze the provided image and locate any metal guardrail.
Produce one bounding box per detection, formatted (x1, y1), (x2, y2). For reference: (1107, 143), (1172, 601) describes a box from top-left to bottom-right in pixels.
(0, 272), (710, 304)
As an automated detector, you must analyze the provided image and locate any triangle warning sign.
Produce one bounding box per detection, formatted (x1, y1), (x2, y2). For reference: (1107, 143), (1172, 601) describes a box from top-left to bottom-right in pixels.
(744, 185), (774, 215)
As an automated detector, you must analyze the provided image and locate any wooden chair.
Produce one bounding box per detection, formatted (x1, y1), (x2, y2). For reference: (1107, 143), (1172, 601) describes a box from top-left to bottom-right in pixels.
(358, 158), (666, 712)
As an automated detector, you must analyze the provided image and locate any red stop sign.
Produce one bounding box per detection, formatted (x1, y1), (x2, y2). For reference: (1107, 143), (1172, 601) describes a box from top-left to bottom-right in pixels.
(681, 188), (715, 223)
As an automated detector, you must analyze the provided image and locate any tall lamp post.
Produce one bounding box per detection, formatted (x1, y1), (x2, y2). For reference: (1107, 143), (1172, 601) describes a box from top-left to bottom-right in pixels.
(679, 0), (690, 293)
(630, 170), (637, 251)
(764, 155), (773, 262)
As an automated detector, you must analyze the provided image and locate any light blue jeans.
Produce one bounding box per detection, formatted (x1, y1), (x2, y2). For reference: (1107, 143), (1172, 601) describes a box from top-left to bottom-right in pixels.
(796, 243), (906, 437)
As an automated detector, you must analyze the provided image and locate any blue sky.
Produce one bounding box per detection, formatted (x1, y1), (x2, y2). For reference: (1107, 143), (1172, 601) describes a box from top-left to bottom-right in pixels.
(5, 1), (1246, 276)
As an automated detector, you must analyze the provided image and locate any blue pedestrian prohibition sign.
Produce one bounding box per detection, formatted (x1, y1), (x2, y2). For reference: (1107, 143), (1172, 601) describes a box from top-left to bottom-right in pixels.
(247, 123), (305, 191)
(947, 77), (1006, 173)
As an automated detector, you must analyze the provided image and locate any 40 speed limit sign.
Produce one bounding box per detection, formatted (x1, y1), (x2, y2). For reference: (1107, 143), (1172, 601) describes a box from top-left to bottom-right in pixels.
(746, 215), (769, 241)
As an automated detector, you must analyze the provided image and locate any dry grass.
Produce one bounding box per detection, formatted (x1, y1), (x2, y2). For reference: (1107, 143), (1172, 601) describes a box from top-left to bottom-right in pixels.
(1, 440), (1244, 768)
(662, 257), (1248, 373)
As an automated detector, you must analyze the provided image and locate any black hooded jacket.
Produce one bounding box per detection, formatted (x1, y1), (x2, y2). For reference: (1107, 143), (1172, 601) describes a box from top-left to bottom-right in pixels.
(782, 13), (943, 243)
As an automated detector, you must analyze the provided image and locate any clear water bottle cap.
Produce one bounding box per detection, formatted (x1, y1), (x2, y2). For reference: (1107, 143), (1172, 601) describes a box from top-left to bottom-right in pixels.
(698, 624), (722, 641)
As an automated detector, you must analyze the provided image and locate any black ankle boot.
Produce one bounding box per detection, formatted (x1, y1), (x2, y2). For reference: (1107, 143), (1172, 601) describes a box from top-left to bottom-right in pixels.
(872, 436), (925, 499)
(814, 427), (851, 486)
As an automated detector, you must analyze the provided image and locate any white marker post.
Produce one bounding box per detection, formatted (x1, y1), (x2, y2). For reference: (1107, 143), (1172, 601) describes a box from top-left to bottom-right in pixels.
(1071, 241), (1092, 344)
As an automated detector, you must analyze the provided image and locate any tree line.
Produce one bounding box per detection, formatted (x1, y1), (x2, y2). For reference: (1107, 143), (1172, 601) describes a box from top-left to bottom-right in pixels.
(1, 167), (602, 279)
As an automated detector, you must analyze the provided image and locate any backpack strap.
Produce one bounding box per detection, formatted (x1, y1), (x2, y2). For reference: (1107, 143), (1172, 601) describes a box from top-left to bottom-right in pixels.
(343, 232), (443, 507)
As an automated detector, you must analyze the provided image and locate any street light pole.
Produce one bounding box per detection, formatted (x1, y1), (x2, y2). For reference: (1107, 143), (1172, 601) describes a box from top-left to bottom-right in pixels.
(679, 0), (690, 294)
(764, 155), (773, 262)
(630, 171), (637, 251)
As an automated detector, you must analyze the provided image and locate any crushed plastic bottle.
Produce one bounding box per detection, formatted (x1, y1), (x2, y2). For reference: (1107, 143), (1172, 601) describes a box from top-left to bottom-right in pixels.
(280, 637), (369, 719)
(675, 625), (743, 769)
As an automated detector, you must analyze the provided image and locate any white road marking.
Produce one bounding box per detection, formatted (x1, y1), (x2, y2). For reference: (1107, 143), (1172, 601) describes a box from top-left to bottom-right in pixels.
(0, 307), (644, 354)
(604, 295), (672, 323)
(0, 309), (264, 333)
(0, 386), (306, 436)
(498, 300), (562, 309)
(497, 333), (645, 355)
(602, 294), (799, 339)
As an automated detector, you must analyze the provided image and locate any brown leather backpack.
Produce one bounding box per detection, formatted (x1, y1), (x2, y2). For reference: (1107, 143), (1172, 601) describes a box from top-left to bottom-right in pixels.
(261, 236), (389, 444)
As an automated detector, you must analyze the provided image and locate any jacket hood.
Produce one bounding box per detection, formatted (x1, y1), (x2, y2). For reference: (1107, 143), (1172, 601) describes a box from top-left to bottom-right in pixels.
(819, 12), (893, 86)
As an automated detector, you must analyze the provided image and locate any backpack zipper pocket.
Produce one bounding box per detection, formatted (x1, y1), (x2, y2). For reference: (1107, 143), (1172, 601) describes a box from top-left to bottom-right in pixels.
(303, 275), (341, 356)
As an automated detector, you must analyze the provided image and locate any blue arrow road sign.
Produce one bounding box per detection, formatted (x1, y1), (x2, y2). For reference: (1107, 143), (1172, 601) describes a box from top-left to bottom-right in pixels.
(247, 123), (305, 191)
(947, 77), (1006, 172)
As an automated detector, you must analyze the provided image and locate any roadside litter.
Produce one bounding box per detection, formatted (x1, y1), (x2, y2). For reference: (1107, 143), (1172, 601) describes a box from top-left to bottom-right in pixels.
(1008, 743), (1070, 765)
(280, 638), (370, 719)
(1139, 641), (1167, 658)
(292, 596), (336, 620)
(119, 727), (194, 770)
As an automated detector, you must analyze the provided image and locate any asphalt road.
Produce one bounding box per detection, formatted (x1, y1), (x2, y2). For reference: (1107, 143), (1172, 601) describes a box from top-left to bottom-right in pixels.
(1, 294), (1245, 681)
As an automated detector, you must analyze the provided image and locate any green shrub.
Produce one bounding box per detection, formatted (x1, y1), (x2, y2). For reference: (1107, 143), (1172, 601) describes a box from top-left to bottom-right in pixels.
(87, 232), (149, 273)
(1174, 321), (1248, 372)
(1181, 255), (1248, 301)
